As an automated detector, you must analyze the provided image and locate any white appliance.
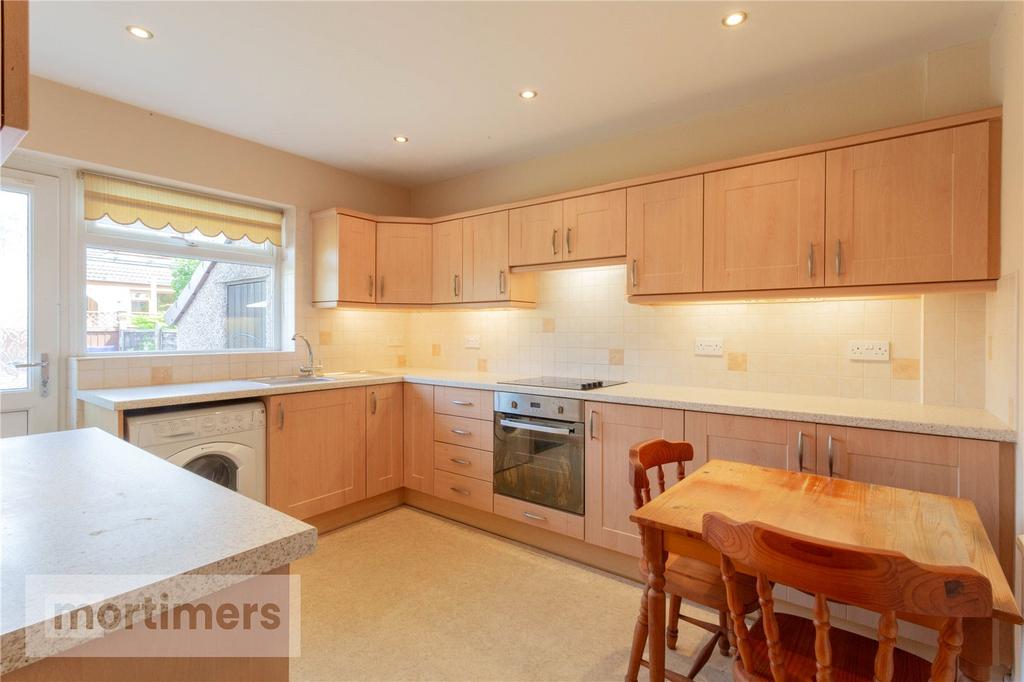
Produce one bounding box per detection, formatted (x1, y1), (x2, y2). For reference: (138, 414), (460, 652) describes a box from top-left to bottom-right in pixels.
(126, 402), (267, 503)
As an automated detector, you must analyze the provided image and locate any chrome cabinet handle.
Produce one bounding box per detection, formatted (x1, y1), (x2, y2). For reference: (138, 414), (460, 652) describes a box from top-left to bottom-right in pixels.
(589, 411), (597, 440)
(499, 269), (506, 294)
(827, 435), (835, 477)
(552, 229), (559, 255)
(370, 391), (377, 415)
(834, 240), (842, 277)
(13, 353), (49, 397)
(566, 227), (573, 253)
(451, 400), (473, 406)
(453, 274), (460, 298)
(449, 458), (471, 466)
(451, 428), (470, 436)
(631, 259), (638, 287)
(500, 418), (573, 435)
(796, 431), (805, 471)
(449, 487), (471, 496)
(368, 274), (374, 298)
(523, 511), (547, 522)
(807, 242), (814, 278)
(278, 403), (285, 430)
(379, 276), (385, 298)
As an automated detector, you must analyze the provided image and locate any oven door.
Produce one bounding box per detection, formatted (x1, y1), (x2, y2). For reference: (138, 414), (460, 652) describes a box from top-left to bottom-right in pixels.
(493, 412), (584, 515)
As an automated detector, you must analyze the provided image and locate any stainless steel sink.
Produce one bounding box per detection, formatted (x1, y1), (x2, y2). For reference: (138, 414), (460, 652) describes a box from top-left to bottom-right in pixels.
(252, 375), (339, 386)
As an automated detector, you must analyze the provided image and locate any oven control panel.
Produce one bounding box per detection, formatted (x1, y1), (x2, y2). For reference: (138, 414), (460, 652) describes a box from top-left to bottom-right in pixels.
(494, 392), (584, 422)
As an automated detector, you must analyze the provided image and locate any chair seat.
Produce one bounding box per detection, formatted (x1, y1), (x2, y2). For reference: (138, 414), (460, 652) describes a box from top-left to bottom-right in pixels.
(662, 553), (760, 614)
(733, 613), (931, 682)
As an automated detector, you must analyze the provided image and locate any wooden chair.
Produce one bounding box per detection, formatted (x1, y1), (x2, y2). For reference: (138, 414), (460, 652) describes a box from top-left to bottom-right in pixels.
(625, 439), (759, 682)
(702, 512), (994, 682)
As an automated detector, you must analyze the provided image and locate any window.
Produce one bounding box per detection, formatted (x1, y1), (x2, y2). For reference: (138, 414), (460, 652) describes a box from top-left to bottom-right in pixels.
(81, 173), (282, 354)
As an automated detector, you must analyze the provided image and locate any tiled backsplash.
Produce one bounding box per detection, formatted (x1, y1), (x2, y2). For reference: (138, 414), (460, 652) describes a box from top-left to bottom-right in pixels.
(72, 265), (986, 408)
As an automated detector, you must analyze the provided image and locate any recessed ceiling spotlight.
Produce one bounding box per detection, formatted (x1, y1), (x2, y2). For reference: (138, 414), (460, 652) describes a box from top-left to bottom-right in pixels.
(722, 11), (747, 27)
(393, 135), (409, 143)
(518, 89), (538, 100)
(126, 25), (154, 40)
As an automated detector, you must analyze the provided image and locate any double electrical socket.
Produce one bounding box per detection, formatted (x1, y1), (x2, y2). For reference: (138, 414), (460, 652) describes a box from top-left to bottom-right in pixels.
(464, 335), (481, 349)
(847, 340), (890, 361)
(694, 338), (724, 357)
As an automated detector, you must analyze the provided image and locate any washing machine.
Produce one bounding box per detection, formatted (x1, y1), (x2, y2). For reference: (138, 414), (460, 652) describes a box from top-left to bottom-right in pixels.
(126, 401), (267, 503)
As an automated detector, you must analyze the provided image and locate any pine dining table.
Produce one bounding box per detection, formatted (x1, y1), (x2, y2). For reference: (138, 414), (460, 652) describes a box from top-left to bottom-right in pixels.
(629, 459), (1022, 682)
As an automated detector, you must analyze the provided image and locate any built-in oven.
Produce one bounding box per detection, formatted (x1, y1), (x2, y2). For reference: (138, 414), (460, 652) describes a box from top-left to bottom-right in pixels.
(493, 392), (584, 515)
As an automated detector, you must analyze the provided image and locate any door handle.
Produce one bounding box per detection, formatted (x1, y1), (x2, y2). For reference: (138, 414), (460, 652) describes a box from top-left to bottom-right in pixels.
(498, 269), (506, 295)
(449, 487), (471, 496)
(589, 410), (597, 440)
(834, 240), (842, 277)
(453, 274), (460, 298)
(449, 458), (471, 466)
(827, 435), (835, 477)
(796, 431), (805, 471)
(451, 400), (473, 406)
(451, 428), (471, 436)
(631, 259), (638, 288)
(278, 403), (285, 430)
(15, 354), (50, 397)
(522, 511), (547, 522)
(807, 242), (814, 278)
(368, 274), (374, 298)
(379, 276), (385, 298)
(552, 229), (559, 255)
(370, 391), (377, 415)
(566, 227), (573, 254)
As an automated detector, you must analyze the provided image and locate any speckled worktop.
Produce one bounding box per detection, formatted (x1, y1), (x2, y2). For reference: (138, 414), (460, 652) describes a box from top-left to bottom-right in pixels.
(76, 367), (1016, 442)
(0, 428), (316, 674)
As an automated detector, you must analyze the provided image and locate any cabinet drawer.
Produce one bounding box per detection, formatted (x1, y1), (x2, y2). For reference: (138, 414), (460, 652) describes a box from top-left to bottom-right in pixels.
(434, 414), (492, 451)
(434, 386), (492, 420)
(434, 469), (493, 512)
(493, 495), (584, 540)
(434, 442), (492, 481)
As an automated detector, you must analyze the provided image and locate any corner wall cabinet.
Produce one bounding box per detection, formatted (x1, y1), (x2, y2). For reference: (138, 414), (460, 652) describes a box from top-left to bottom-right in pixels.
(1, 0), (29, 164)
(314, 108), (1000, 306)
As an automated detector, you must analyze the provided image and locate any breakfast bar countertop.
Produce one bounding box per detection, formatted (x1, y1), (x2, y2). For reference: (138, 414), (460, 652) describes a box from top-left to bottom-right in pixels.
(75, 367), (1016, 442)
(0, 428), (317, 674)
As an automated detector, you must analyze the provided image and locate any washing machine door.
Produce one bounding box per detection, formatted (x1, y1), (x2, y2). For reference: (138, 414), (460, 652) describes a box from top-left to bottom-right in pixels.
(167, 442), (257, 499)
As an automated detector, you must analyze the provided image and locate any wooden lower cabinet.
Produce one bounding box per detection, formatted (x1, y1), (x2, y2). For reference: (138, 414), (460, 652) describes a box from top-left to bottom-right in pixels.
(434, 469), (493, 512)
(434, 441), (492, 481)
(403, 383), (434, 494)
(686, 411), (816, 473)
(584, 402), (684, 557)
(493, 494), (584, 540)
(366, 383), (403, 497)
(266, 388), (366, 519)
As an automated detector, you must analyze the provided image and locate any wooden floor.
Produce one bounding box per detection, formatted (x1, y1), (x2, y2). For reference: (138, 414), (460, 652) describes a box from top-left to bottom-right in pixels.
(291, 507), (734, 681)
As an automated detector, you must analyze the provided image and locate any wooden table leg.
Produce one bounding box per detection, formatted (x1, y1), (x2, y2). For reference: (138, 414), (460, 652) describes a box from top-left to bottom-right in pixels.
(644, 525), (667, 682)
(958, 617), (993, 681)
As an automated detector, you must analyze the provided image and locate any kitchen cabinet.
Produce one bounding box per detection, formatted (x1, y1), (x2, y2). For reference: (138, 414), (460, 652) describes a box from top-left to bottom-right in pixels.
(366, 383), (403, 497)
(493, 494), (585, 540)
(434, 469), (493, 512)
(431, 219), (463, 304)
(434, 386), (493, 420)
(266, 388), (366, 519)
(403, 383), (434, 495)
(509, 200), (563, 266)
(584, 402), (684, 557)
(562, 189), (627, 261)
(312, 212), (376, 304)
(1, 0), (29, 164)
(434, 442), (492, 481)
(462, 212), (510, 302)
(825, 122), (998, 286)
(685, 412), (816, 473)
(434, 413), (492, 451)
(626, 175), (703, 295)
(704, 154), (826, 292)
(376, 223), (432, 304)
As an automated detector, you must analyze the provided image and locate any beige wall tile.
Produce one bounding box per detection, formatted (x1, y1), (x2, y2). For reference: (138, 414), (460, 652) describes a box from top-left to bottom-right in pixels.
(726, 352), (748, 372)
(892, 358), (920, 380)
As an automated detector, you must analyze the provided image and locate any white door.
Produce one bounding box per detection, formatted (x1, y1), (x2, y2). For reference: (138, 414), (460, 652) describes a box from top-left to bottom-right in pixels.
(0, 169), (61, 436)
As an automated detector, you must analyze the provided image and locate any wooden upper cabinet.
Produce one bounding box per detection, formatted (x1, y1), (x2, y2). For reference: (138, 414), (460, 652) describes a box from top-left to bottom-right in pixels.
(825, 122), (998, 286)
(432, 219), (463, 304)
(366, 383), (403, 498)
(509, 200), (564, 267)
(312, 212), (376, 304)
(562, 189), (626, 261)
(462, 211), (510, 303)
(704, 154), (825, 292)
(376, 223), (432, 304)
(626, 176), (703, 295)
(686, 412), (817, 474)
(1, 0), (29, 164)
(266, 388), (367, 520)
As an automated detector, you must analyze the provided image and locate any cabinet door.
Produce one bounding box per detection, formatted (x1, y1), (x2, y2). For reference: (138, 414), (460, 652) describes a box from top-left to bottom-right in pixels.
(266, 387), (366, 519)
(376, 223), (432, 304)
(584, 402), (684, 557)
(366, 383), (403, 497)
(686, 412), (816, 473)
(312, 212), (375, 304)
(626, 176), (703, 295)
(509, 200), (563, 266)
(431, 219), (463, 304)
(825, 122), (995, 286)
(704, 154), (825, 292)
(563, 189), (626, 261)
(403, 383), (434, 495)
(462, 211), (509, 303)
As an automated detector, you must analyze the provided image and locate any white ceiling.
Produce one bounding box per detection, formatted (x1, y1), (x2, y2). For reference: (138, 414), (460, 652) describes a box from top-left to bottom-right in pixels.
(30, 1), (1004, 188)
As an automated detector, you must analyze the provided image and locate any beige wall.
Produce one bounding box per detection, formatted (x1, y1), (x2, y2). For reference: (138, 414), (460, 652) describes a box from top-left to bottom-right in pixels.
(409, 40), (995, 217)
